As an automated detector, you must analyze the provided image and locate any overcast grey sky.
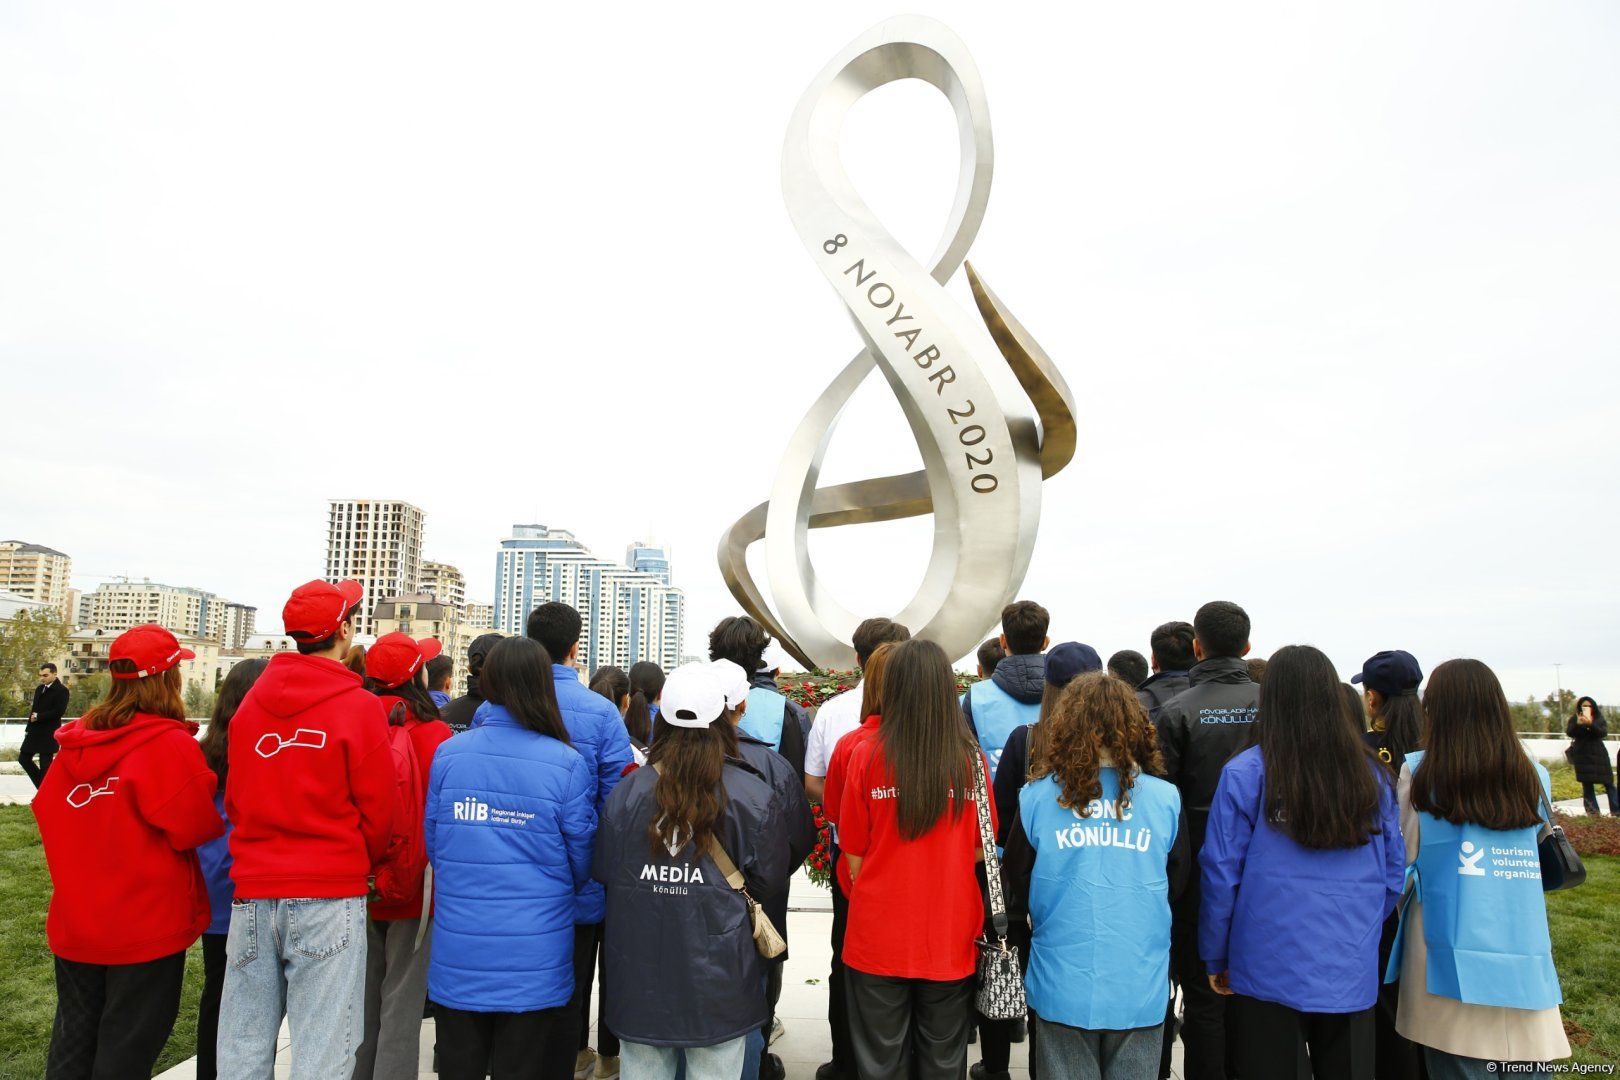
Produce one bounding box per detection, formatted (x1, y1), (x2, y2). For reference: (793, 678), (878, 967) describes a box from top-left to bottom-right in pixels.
(3, 1), (1616, 701)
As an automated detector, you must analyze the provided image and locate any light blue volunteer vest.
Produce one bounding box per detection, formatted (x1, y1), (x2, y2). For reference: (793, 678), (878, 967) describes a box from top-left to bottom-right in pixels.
(740, 687), (788, 752)
(1384, 751), (1561, 1010)
(969, 680), (1040, 780)
(1021, 768), (1181, 1031)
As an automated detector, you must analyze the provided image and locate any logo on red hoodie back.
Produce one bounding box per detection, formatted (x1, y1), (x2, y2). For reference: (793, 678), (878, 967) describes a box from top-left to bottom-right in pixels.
(253, 728), (328, 757)
(65, 777), (119, 808)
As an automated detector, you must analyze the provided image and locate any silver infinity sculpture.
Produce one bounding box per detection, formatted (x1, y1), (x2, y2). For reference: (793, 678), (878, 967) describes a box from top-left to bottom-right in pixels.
(718, 15), (1076, 671)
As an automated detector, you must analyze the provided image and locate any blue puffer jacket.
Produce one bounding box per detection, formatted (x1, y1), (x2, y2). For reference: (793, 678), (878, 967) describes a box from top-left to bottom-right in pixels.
(426, 703), (596, 1013)
(473, 664), (634, 924)
(1199, 746), (1404, 1013)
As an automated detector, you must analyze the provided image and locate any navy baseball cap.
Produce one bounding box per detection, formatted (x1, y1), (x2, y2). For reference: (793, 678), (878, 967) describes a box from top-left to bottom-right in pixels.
(1351, 650), (1423, 696)
(467, 633), (503, 663)
(1046, 642), (1103, 689)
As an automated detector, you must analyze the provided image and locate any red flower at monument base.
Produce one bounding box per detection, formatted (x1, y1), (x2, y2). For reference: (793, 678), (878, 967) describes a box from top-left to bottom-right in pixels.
(805, 802), (834, 888)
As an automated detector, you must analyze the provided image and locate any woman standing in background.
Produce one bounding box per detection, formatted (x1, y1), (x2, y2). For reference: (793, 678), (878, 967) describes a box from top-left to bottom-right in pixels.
(1565, 696), (1615, 815)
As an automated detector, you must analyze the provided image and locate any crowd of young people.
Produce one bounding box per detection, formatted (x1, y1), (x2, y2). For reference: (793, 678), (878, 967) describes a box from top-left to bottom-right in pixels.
(27, 581), (1577, 1080)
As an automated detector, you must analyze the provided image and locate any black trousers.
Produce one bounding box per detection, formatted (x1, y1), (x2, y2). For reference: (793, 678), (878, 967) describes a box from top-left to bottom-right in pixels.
(20, 722), (59, 788)
(572, 922), (618, 1057)
(761, 954), (784, 1044)
(1229, 995), (1374, 1080)
(1173, 897), (1230, 1080)
(48, 949), (186, 1080)
(847, 968), (973, 1080)
(1159, 988), (1178, 1080)
(196, 934), (226, 1080)
(438, 1004), (575, 1080)
(1374, 911), (1424, 1080)
(827, 863), (855, 1071)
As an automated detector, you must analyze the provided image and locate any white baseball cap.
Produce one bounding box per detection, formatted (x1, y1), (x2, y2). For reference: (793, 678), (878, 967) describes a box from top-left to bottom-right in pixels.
(708, 659), (750, 710)
(660, 664), (727, 729)
(758, 641), (791, 674)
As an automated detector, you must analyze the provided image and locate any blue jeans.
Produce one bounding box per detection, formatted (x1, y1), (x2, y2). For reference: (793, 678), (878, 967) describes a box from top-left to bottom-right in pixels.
(216, 896), (368, 1079)
(1422, 1047), (1548, 1080)
(622, 1036), (747, 1080)
(1034, 1016), (1163, 1080)
(1580, 781), (1617, 815)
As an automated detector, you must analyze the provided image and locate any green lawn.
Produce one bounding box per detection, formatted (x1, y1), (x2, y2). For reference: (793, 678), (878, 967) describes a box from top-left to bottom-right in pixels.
(1546, 855), (1620, 1063)
(1547, 760), (1584, 802)
(0, 806), (203, 1079)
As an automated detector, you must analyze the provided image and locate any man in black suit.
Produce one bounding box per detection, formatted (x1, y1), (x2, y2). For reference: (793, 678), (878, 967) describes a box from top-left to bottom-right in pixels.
(22, 661), (70, 787)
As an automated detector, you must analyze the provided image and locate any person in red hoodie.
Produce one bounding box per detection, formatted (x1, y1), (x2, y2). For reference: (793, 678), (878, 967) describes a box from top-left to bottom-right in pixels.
(33, 623), (224, 1078)
(354, 631), (454, 1080)
(216, 579), (397, 1079)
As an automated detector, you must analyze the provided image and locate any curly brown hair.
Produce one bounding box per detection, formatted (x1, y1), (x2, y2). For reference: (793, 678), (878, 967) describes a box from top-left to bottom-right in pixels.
(1030, 671), (1165, 815)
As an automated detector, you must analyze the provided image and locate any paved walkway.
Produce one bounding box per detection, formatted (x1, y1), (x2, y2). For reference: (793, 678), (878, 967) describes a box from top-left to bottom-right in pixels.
(155, 870), (1040, 1079)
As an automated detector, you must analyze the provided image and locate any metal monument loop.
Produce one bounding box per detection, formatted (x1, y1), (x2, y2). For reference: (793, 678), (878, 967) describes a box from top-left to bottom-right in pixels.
(718, 16), (1076, 671)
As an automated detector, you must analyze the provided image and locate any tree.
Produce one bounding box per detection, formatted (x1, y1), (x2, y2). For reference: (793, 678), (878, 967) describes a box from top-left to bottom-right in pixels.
(1543, 689), (1578, 727)
(0, 609), (68, 716)
(183, 682), (216, 719)
(1509, 695), (1548, 733)
(66, 673), (108, 719)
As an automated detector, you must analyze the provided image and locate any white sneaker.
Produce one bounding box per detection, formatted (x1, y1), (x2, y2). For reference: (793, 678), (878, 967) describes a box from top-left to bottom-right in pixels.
(574, 1049), (596, 1080)
(769, 1015), (785, 1046)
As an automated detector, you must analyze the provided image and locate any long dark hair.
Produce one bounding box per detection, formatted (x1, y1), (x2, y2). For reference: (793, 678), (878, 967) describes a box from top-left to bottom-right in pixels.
(626, 661), (664, 746)
(480, 637), (570, 744)
(199, 659), (268, 786)
(1571, 696), (1604, 725)
(1414, 659), (1541, 831)
(1255, 645), (1382, 849)
(646, 719), (730, 857)
(877, 639), (980, 840)
(364, 668), (441, 726)
(1342, 683), (1366, 731)
(1370, 687), (1425, 775)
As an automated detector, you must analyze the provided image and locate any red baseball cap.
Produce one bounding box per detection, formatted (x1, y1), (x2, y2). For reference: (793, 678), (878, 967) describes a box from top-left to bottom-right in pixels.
(109, 624), (196, 680)
(283, 579), (364, 640)
(366, 632), (443, 690)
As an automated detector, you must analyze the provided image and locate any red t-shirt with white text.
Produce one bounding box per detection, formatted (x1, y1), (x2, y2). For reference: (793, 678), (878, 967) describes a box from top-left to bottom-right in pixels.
(837, 738), (994, 981)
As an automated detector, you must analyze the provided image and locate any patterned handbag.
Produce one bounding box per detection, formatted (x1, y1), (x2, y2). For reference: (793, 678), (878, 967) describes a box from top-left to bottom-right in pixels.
(971, 753), (1027, 1021)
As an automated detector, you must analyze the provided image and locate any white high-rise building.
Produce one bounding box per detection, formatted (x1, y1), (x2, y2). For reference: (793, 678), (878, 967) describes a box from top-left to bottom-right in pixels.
(465, 601), (495, 629)
(419, 560), (466, 614)
(494, 525), (685, 673)
(87, 579), (244, 642)
(0, 541), (73, 622)
(221, 602), (258, 650)
(325, 499), (425, 638)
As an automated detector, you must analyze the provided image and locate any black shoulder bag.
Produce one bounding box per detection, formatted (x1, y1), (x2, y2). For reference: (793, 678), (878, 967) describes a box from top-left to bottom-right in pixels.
(1538, 790), (1586, 891)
